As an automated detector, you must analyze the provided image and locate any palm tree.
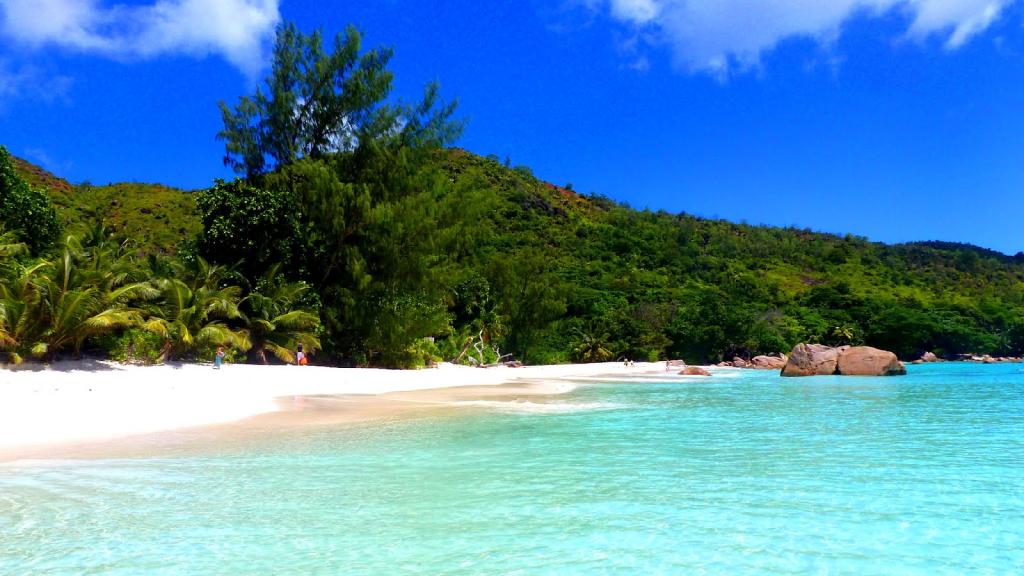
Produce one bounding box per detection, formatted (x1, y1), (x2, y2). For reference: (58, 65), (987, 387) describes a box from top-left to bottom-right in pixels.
(29, 239), (150, 359)
(242, 265), (320, 364)
(141, 257), (249, 361)
(0, 262), (44, 364)
(0, 227), (26, 259)
(0, 229), (152, 362)
(829, 324), (860, 346)
(0, 227), (31, 361)
(570, 325), (614, 363)
(75, 221), (147, 289)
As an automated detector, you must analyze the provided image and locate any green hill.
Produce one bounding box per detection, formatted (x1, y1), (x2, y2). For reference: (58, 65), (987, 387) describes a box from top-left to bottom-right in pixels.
(11, 149), (1024, 364)
(12, 157), (200, 253)
(437, 150), (1024, 362)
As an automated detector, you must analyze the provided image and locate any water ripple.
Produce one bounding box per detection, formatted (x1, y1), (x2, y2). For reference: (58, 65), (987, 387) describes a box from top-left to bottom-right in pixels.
(1, 363), (1022, 574)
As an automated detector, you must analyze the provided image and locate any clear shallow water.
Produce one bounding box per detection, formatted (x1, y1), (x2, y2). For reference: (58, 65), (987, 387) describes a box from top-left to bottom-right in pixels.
(2, 364), (1023, 575)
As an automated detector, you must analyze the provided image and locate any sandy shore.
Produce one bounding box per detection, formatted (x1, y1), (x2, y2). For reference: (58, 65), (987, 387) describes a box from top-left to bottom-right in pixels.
(0, 360), (673, 459)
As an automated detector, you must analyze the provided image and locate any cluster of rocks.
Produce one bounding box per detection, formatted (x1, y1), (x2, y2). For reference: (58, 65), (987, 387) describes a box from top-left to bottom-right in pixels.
(715, 354), (788, 370)
(692, 345), (1019, 379)
(910, 351), (1022, 364)
(780, 344), (906, 377)
(957, 354), (1021, 364)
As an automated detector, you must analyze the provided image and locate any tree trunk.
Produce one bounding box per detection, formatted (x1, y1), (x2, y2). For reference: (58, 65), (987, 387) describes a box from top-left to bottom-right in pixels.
(246, 344), (268, 365)
(453, 336), (474, 363)
(158, 340), (173, 363)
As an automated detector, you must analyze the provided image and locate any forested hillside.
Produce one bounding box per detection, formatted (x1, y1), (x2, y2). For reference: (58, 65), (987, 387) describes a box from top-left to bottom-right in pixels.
(13, 156), (200, 253)
(439, 151), (1024, 363)
(8, 145), (1024, 366)
(3, 20), (1022, 367)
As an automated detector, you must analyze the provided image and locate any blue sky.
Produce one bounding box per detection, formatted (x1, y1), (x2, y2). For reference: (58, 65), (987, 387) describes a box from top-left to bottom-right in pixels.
(1, 1), (1022, 254)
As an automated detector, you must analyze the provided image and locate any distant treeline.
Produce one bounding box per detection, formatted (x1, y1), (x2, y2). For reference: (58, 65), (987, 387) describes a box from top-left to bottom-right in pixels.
(3, 21), (1023, 367)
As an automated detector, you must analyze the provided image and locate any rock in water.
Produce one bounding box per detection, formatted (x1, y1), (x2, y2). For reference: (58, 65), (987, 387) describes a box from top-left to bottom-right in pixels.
(731, 357), (750, 368)
(920, 351), (939, 363)
(751, 355), (787, 369)
(680, 366), (712, 376)
(837, 346), (906, 376)
(781, 344), (844, 377)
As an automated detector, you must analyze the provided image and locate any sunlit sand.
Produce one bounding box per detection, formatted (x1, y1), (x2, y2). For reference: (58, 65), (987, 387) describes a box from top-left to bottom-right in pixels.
(0, 360), (680, 461)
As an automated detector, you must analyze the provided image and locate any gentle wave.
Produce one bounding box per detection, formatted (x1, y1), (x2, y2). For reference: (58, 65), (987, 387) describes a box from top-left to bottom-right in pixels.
(568, 372), (741, 383)
(450, 399), (624, 414)
(544, 382), (578, 394)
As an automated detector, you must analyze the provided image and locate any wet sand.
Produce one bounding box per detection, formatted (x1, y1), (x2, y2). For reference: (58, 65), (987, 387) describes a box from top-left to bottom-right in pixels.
(1, 361), (668, 455)
(0, 379), (581, 462)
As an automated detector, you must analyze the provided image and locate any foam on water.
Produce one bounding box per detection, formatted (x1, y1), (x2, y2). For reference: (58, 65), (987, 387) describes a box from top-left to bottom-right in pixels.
(568, 371), (742, 383)
(450, 399), (625, 414)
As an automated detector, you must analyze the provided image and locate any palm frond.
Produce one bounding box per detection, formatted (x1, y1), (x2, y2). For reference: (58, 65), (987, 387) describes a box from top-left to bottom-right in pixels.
(263, 341), (295, 364)
(141, 318), (171, 339)
(195, 323), (249, 350)
(83, 309), (142, 331)
(110, 282), (160, 303)
(251, 318), (276, 333)
(271, 310), (320, 331)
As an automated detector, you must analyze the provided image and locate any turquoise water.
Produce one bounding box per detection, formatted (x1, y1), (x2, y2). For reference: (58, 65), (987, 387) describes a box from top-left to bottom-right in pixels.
(2, 363), (1023, 575)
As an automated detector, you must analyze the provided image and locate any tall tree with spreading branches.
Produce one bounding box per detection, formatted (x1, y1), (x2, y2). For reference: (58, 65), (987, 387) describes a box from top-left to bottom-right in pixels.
(217, 23), (395, 179)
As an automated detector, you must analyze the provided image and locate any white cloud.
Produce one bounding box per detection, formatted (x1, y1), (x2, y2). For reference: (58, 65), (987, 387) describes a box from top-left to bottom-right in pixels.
(906, 0), (1007, 47)
(0, 0), (280, 77)
(587, 0), (1016, 74)
(610, 0), (661, 24)
(0, 60), (73, 103)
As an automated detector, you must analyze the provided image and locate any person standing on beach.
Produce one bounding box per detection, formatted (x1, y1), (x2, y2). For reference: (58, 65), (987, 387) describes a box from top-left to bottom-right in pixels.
(214, 346), (225, 370)
(296, 343), (306, 366)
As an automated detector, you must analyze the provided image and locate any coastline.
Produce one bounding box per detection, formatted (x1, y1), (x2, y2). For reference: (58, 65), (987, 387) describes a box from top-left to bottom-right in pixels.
(0, 360), (674, 459)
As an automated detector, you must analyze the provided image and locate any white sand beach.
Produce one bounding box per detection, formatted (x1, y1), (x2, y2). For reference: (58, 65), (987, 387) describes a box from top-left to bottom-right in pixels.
(0, 360), (676, 457)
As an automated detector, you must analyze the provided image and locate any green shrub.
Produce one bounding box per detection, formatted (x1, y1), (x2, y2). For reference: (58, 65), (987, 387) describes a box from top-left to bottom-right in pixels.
(525, 346), (570, 366)
(98, 329), (164, 364)
(0, 146), (61, 254)
(408, 337), (443, 369)
(196, 178), (301, 281)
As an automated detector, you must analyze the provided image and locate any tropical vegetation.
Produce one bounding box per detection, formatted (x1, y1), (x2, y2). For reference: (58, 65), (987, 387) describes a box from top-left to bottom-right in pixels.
(2, 20), (1023, 368)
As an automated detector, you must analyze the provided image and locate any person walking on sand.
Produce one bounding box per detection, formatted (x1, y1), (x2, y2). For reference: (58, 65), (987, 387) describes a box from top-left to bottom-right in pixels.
(214, 346), (225, 370)
(296, 343), (306, 366)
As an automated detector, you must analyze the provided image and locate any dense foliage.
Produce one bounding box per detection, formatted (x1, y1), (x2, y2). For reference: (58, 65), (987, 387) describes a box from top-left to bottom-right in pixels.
(209, 22), (465, 367)
(0, 146), (61, 254)
(10, 148), (1024, 367)
(0, 217), (320, 365)
(5, 21), (1023, 367)
(416, 151), (1024, 365)
(196, 178), (301, 281)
